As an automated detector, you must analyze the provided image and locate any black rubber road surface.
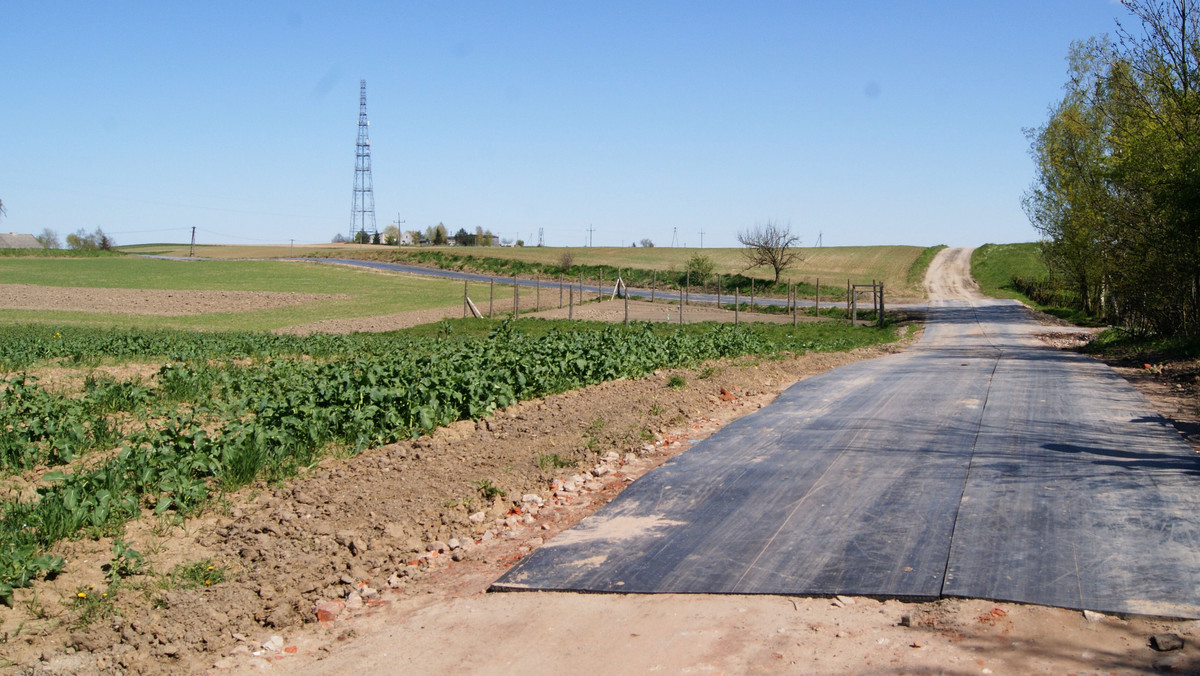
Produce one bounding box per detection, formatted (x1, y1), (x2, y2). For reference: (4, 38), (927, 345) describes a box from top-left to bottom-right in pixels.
(492, 298), (1200, 618)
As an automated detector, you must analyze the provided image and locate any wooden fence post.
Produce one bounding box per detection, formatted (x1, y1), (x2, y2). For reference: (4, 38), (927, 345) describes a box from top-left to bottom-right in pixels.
(651, 270), (656, 303)
(846, 279), (851, 322)
(536, 274), (541, 312)
(792, 283), (798, 327)
(679, 283), (684, 325)
(734, 287), (740, 325)
(463, 280), (468, 318)
(489, 278), (494, 318)
(815, 278), (820, 318)
(513, 276), (519, 318)
(750, 279), (755, 311)
(878, 282), (885, 327)
(559, 274), (564, 308)
(568, 284), (574, 320)
(686, 271), (690, 306)
(717, 274), (722, 308)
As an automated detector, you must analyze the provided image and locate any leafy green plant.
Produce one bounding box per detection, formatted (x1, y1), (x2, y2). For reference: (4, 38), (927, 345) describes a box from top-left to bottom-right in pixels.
(71, 586), (117, 628)
(476, 479), (506, 500)
(167, 558), (227, 589)
(105, 539), (146, 583)
(667, 375), (687, 389)
(536, 453), (574, 470)
(697, 365), (716, 379)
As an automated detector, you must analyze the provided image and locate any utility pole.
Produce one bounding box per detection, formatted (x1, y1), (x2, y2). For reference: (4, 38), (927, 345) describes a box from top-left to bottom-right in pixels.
(289, 239), (294, 254)
(587, 224), (596, 247)
(393, 213), (406, 246)
(189, 227), (196, 257)
(699, 228), (705, 248)
(671, 226), (679, 247)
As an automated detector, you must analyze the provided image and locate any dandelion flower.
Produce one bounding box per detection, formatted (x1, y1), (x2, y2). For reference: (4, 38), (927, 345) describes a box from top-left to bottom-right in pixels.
(76, 592), (86, 599)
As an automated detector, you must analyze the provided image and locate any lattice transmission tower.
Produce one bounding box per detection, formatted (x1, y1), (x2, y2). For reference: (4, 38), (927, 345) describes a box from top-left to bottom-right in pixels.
(350, 79), (377, 241)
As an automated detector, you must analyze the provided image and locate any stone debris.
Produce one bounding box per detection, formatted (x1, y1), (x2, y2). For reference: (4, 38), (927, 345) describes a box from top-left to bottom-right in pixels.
(260, 635), (284, 653)
(1082, 609), (1106, 622)
(426, 541), (448, 554)
(315, 599), (345, 622)
(1151, 633), (1185, 651)
(469, 511), (486, 523)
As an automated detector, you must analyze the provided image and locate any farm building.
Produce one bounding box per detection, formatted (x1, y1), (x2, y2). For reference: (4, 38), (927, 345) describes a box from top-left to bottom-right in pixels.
(0, 233), (40, 249)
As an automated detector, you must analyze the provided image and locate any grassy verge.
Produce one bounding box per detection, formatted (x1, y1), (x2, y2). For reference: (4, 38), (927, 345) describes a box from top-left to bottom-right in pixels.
(906, 245), (947, 291)
(0, 248), (122, 258)
(971, 243), (1100, 326)
(1081, 330), (1200, 363)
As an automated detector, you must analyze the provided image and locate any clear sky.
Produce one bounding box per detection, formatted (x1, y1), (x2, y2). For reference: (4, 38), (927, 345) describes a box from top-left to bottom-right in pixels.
(1, 1), (1132, 249)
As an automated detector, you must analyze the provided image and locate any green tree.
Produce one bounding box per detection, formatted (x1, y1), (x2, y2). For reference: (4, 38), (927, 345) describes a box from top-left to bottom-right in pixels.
(1023, 39), (1116, 317)
(685, 253), (715, 288)
(1027, 0), (1200, 335)
(383, 225), (400, 245)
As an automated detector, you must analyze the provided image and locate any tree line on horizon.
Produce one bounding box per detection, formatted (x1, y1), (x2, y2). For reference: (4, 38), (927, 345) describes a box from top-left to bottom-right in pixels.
(1025, 0), (1200, 337)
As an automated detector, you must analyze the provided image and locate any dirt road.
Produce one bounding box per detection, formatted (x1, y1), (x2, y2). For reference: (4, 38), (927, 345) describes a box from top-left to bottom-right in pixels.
(923, 246), (984, 301)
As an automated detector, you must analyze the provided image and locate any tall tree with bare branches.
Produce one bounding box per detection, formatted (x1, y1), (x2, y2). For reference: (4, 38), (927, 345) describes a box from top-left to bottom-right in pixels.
(737, 221), (801, 284)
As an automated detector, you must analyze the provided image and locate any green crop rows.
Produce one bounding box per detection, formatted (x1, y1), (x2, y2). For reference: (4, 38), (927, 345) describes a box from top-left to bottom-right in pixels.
(0, 319), (896, 603)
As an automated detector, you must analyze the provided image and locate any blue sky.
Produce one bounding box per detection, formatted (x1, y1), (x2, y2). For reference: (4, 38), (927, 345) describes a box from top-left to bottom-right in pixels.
(1, 1), (1130, 249)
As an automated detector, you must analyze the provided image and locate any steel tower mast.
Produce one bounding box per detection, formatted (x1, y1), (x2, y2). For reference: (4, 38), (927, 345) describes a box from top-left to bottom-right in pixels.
(350, 80), (377, 241)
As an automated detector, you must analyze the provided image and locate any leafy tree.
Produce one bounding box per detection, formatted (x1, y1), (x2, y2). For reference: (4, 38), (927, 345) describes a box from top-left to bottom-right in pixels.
(382, 225), (400, 245)
(1026, 0), (1200, 335)
(737, 221), (801, 283)
(0, 198), (6, 223)
(331, 233), (347, 243)
(685, 253), (715, 287)
(35, 228), (60, 249)
(65, 227), (114, 251)
(639, 238), (654, 248)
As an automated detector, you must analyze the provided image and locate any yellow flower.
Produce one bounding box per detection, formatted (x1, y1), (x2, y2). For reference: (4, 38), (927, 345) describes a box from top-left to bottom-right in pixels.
(204, 580), (211, 585)
(76, 592), (86, 599)
(207, 566), (214, 571)
(101, 593), (107, 598)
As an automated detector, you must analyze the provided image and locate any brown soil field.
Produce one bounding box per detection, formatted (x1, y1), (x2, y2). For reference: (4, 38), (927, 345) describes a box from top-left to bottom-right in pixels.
(0, 284), (344, 316)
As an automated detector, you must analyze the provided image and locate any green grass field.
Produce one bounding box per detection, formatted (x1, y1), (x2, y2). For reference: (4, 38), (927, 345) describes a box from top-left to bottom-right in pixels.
(970, 243), (1047, 303)
(0, 257), (496, 332)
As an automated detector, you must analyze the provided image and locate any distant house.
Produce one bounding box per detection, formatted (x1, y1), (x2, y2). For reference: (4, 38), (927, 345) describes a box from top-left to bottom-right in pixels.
(399, 231), (416, 246)
(0, 233), (40, 249)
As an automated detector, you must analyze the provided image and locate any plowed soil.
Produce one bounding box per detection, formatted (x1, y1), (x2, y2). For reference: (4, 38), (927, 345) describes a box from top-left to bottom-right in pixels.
(0, 284), (343, 316)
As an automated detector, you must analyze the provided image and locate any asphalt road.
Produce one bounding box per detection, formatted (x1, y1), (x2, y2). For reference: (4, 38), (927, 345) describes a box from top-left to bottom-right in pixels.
(493, 248), (1200, 618)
